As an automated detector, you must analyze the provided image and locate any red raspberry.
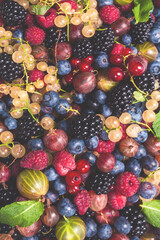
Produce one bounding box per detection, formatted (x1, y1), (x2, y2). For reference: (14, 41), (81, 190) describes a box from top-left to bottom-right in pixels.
(56, 0), (78, 11)
(28, 69), (45, 83)
(111, 43), (126, 55)
(53, 150), (76, 176)
(108, 191), (127, 210)
(36, 8), (57, 29)
(26, 13), (36, 27)
(74, 190), (91, 215)
(94, 139), (115, 153)
(20, 150), (49, 170)
(116, 172), (140, 197)
(25, 26), (45, 45)
(99, 5), (120, 24)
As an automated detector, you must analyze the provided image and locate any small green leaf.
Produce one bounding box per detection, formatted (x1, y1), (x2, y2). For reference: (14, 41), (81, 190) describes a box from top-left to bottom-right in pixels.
(32, 5), (51, 15)
(133, 0), (153, 24)
(0, 200), (44, 227)
(153, 111), (160, 140)
(141, 200), (160, 227)
(133, 91), (145, 102)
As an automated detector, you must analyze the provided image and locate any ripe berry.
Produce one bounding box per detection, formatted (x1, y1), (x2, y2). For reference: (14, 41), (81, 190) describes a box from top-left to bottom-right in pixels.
(83, 55), (94, 65)
(76, 159), (90, 174)
(108, 67), (124, 82)
(67, 185), (80, 195)
(110, 54), (123, 66)
(78, 61), (90, 72)
(122, 48), (133, 57)
(70, 58), (81, 69)
(64, 72), (74, 84)
(65, 170), (82, 186)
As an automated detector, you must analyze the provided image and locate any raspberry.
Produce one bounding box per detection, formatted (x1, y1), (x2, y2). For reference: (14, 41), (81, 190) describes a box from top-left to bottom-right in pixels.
(53, 150), (76, 176)
(94, 139), (115, 153)
(74, 190), (91, 215)
(116, 172), (140, 197)
(25, 26), (45, 45)
(111, 43), (126, 55)
(99, 5), (120, 24)
(28, 69), (45, 83)
(36, 8), (57, 29)
(25, 13), (36, 27)
(20, 150), (49, 170)
(108, 191), (127, 210)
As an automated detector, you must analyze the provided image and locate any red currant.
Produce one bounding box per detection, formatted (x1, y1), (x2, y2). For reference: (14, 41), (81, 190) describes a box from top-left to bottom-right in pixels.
(78, 61), (90, 72)
(64, 72), (74, 84)
(108, 67), (124, 82)
(110, 54), (123, 66)
(83, 55), (94, 65)
(70, 58), (81, 69)
(67, 185), (80, 195)
(76, 159), (91, 174)
(65, 170), (82, 186)
(122, 48), (133, 57)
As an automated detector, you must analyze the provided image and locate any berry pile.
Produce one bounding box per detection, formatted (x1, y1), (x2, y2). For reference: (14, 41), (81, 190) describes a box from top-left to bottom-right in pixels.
(0, 0), (160, 240)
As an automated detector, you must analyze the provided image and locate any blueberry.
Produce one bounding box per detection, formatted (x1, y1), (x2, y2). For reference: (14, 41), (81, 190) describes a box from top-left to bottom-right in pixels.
(149, 61), (160, 75)
(86, 99), (100, 111)
(97, 0), (113, 7)
(13, 29), (23, 43)
(4, 117), (17, 130)
(67, 138), (85, 155)
(139, 182), (157, 199)
(134, 130), (148, 144)
(84, 218), (97, 238)
(85, 136), (99, 150)
(41, 114), (55, 121)
(114, 216), (131, 235)
(141, 154), (159, 171)
(130, 237), (140, 240)
(97, 224), (112, 240)
(94, 90), (107, 104)
(1, 110), (10, 119)
(53, 177), (67, 195)
(73, 93), (86, 104)
(100, 130), (109, 141)
(27, 138), (44, 151)
(57, 198), (76, 217)
(44, 167), (59, 181)
(153, 8), (160, 17)
(57, 60), (71, 75)
(83, 108), (95, 114)
(154, 19), (160, 29)
(42, 91), (59, 107)
(22, 236), (39, 240)
(128, 107), (142, 122)
(127, 193), (139, 203)
(113, 147), (124, 161)
(57, 120), (69, 133)
(134, 145), (147, 159)
(125, 158), (141, 177)
(130, 46), (138, 55)
(45, 191), (58, 203)
(0, 100), (6, 114)
(41, 104), (53, 114)
(150, 28), (160, 44)
(100, 104), (112, 118)
(121, 34), (132, 46)
(81, 151), (97, 166)
(110, 160), (125, 175)
(55, 99), (70, 115)
(94, 52), (109, 68)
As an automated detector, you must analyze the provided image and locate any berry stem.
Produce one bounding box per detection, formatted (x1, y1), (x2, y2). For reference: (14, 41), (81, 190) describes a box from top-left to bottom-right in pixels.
(130, 120), (155, 136)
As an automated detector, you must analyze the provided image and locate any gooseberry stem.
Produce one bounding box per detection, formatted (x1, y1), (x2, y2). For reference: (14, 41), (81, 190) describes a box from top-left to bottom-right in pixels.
(130, 120), (155, 136)
(141, 167), (160, 183)
(63, 215), (69, 222)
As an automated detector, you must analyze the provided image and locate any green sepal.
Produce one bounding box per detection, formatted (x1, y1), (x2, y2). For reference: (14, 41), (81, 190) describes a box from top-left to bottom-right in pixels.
(132, 0), (153, 24)
(32, 5), (51, 15)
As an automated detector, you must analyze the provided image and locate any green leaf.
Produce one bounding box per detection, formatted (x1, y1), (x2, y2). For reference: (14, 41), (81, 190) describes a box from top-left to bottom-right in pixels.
(133, 91), (145, 102)
(153, 111), (160, 140)
(32, 5), (51, 15)
(133, 0), (153, 24)
(141, 200), (160, 227)
(0, 200), (44, 227)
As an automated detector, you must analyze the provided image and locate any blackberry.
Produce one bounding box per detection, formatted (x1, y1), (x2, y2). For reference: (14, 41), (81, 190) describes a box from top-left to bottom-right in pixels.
(120, 206), (147, 237)
(0, 155), (14, 167)
(0, 179), (19, 208)
(91, 27), (115, 53)
(85, 168), (115, 195)
(37, 224), (56, 239)
(45, 28), (67, 48)
(16, 112), (44, 144)
(71, 113), (103, 140)
(134, 71), (156, 94)
(0, 224), (21, 239)
(0, 53), (23, 83)
(107, 80), (134, 115)
(1, 1), (27, 26)
(130, 16), (154, 44)
(72, 39), (93, 59)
